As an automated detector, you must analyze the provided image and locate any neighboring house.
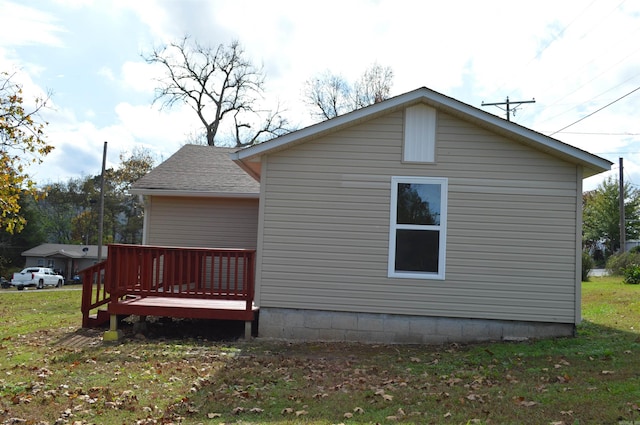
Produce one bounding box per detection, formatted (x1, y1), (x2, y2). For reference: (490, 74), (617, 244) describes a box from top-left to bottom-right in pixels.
(21, 244), (108, 281)
(133, 87), (611, 344)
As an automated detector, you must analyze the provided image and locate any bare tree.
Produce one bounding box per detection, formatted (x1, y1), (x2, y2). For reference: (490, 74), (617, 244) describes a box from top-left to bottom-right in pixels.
(303, 71), (351, 120)
(303, 63), (394, 121)
(354, 63), (394, 108)
(145, 36), (290, 147)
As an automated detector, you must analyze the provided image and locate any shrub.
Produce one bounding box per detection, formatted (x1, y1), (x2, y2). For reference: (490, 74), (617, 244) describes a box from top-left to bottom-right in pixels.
(582, 251), (594, 281)
(605, 251), (640, 275)
(623, 264), (640, 284)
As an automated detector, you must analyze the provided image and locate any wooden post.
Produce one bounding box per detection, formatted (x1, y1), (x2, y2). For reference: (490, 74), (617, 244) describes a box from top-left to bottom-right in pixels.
(103, 314), (123, 342)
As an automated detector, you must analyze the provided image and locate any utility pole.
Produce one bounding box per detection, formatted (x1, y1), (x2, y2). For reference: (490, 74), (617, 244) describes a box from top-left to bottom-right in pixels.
(97, 141), (107, 262)
(619, 157), (625, 252)
(482, 96), (536, 121)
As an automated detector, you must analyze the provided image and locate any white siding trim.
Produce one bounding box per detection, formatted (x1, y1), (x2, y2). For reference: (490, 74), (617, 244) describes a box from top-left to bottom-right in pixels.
(142, 195), (151, 245)
(575, 166), (583, 324)
(254, 155), (268, 305)
(403, 104), (436, 163)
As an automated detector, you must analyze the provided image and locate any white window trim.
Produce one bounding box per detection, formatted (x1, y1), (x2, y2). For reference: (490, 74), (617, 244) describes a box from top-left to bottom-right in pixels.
(388, 176), (448, 280)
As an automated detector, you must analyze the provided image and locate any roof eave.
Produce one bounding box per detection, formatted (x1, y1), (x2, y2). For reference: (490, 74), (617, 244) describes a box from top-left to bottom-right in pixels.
(129, 188), (260, 198)
(233, 86), (611, 179)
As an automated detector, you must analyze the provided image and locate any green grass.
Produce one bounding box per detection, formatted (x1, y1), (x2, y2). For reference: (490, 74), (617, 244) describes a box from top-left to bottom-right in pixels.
(0, 280), (639, 424)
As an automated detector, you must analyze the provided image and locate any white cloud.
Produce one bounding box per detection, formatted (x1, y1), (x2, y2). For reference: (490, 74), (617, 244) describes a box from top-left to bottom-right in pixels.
(120, 61), (162, 94)
(6, 0), (640, 192)
(0, 1), (67, 47)
(97, 66), (115, 82)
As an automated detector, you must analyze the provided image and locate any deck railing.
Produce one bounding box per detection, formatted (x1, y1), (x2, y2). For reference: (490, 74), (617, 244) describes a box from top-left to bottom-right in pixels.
(81, 244), (256, 327)
(80, 259), (109, 327)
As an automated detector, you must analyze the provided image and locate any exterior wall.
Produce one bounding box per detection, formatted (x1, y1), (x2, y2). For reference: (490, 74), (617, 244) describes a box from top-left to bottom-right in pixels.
(256, 109), (581, 333)
(145, 196), (259, 249)
(259, 308), (575, 344)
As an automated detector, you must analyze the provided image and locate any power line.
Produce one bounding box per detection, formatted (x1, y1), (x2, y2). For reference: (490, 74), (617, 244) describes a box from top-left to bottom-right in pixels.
(552, 131), (640, 135)
(550, 84), (640, 135)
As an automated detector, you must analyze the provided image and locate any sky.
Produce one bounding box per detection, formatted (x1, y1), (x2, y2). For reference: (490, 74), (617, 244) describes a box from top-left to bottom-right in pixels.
(1, 0), (639, 192)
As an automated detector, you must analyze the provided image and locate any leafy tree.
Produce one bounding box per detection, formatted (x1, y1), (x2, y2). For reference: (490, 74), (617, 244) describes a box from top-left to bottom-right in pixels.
(583, 176), (640, 255)
(304, 63), (394, 120)
(145, 36), (290, 147)
(108, 148), (154, 244)
(39, 178), (85, 243)
(38, 149), (154, 246)
(0, 71), (52, 233)
(0, 194), (45, 276)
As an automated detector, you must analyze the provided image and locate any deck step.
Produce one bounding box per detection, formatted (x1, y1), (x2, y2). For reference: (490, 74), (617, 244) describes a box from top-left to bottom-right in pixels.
(85, 309), (110, 328)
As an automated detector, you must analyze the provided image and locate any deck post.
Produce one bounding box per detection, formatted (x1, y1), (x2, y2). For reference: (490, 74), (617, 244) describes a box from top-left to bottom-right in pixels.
(103, 314), (123, 342)
(244, 321), (253, 339)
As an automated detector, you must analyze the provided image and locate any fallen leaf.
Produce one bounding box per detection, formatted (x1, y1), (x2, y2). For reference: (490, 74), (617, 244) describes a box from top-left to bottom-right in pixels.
(601, 370), (615, 375)
(444, 411), (452, 418)
(382, 394), (394, 401)
(344, 412), (353, 419)
(207, 413), (221, 418)
(353, 406), (364, 414)
(281, 407), (294, 415)
(295, 410), (308, 417)
(249, 407), (264, 413)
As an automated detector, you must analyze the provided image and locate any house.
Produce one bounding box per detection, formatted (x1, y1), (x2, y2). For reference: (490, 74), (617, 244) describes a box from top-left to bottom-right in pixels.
(21, 243), (108, 282)
(122, 87), (611, 344)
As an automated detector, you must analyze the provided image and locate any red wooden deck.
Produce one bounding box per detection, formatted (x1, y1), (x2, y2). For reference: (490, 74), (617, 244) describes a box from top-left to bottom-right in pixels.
(81, 244), (257, 329)
(109, 297), (258, 321)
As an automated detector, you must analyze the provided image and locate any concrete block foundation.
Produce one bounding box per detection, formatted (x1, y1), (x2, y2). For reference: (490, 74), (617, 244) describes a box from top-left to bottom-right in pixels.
(258, 308), (575, 344)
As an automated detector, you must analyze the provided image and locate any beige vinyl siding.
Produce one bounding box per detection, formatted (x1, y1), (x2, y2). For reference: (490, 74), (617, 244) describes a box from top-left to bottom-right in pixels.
(146, 196), (258, 249)
(257, 109), (581, 324)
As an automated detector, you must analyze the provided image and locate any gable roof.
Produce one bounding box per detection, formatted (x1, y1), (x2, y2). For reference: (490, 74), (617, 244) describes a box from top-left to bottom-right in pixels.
(231, 87), (611, 179)
(22, 243), (107, 259)
(131, 145), (260, 198)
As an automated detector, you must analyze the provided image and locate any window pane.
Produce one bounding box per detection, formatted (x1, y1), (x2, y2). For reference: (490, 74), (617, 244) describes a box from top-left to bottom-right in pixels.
(397, 183), (441, 225)
(395, 229), (439, 273)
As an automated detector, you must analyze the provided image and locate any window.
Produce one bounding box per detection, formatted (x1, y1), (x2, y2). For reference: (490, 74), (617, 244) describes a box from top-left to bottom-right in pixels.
(388, 176), (448, 279)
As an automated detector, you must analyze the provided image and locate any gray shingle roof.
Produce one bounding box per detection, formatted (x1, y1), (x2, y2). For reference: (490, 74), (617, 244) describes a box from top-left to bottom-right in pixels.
(22, 244), (107, 259)
(131, 145), (259, 195)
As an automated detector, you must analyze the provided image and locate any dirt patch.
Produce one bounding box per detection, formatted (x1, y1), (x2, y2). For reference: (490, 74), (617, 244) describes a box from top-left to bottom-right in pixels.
(55, 327), (103, 348)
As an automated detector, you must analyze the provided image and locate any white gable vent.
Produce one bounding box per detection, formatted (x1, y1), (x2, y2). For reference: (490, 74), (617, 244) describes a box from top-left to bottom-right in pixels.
(404, 104), (436, 163)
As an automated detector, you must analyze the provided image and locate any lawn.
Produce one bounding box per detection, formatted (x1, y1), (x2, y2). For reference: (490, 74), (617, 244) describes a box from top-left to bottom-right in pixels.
(0, 279), (638, 425)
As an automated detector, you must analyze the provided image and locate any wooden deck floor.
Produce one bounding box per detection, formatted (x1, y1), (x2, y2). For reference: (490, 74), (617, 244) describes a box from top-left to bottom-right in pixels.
(108, 296), (258, 322)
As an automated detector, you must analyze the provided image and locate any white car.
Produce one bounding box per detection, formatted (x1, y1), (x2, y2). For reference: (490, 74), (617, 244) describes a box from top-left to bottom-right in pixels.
(11, 267), (65, 290)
